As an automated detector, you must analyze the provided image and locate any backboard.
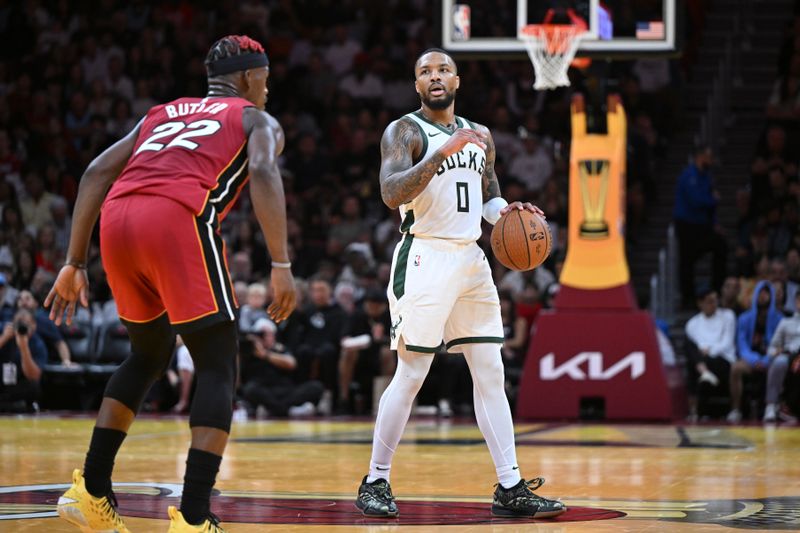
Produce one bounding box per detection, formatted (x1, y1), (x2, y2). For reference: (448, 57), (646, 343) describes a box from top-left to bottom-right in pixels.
(441, 0), (678, 57)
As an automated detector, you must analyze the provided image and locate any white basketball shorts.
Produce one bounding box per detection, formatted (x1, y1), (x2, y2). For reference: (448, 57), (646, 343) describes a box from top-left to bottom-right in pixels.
(387, 235), (504, 354)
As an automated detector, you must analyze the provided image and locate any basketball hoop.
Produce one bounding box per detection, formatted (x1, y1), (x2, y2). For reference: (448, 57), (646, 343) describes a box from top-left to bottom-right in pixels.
(519, 9), (588, 90)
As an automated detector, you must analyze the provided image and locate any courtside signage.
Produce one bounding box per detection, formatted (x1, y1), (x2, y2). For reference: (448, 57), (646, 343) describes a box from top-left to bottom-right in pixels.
(540, 351), (646, 381)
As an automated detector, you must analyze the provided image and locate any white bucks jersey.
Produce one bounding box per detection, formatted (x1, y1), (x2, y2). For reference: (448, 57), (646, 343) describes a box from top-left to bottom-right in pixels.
(399, 111), (486, 242)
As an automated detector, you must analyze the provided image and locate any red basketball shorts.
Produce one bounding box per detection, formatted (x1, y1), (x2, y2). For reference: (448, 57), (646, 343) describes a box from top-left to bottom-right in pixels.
(100, 195), (238, 333)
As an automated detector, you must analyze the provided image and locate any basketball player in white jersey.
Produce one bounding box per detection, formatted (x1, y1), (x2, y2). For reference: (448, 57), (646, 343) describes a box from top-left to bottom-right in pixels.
(355, 48), (565, 519)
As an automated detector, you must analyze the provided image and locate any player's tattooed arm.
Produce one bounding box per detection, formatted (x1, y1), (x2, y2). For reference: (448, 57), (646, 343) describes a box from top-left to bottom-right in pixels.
(379, 118), (445, 209)
(476, 124), (501, 202)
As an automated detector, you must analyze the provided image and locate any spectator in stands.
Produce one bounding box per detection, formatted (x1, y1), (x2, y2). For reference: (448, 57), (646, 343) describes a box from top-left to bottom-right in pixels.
(19, 167), (57, 230)
(230, 220), (268, 281)
(0, 274), (14, 323)
(684, 287), (736, 419)
(766, 73), (800, 122)
(34, 223), (62, 274)
(728, 281), (784, 422)
(0, 309), (47, 412)
(238, 283), (268, 333)
(770, 258), (799, 314)
(490, 106), (523, 164)
(751, 125), (797, 186)
(787, 247), (800, 286)
(293, 276), (347, 412)
(16, 290), (73, 367)
(719, 276), (744, 315)
(673, 144), (727, 308)
(339, 53), (383, 105)
(508, 129), (553, 195)
(500, 290), (529, 366)
(50, 196), (71, 254)
(229, 251), (253, 284)
(326, 195), (371, 258)
(338, 288), (392, 414)
(333, 280), (357, 316)
(240, 318), (324, 417)
(13, 249), (36, 292)
(764, 290), (800, 422)
(324, 24), (363, 77)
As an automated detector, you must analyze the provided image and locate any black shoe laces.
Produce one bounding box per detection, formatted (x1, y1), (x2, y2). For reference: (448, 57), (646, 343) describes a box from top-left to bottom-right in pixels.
(522, 477), (545, 493)
(365, 480), (394, 502)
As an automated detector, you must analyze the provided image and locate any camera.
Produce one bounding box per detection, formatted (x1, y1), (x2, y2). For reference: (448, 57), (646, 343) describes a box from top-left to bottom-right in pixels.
(15, 322), (28, 336)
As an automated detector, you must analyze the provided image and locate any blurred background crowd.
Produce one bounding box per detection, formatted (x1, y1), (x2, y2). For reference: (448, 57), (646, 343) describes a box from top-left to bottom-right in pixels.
(0, 0), (798, 423)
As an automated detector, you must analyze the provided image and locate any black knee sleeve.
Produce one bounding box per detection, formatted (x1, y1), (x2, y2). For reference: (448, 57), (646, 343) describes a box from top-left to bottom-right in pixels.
(105, 314), (176, 413)
(181, 319), (238, 433)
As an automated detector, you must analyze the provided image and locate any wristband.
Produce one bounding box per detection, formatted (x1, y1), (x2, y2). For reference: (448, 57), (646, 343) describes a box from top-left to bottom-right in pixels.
(65, 260), (87, 270)
(271, 261), (292, 269)
(482, 197), (509, 225)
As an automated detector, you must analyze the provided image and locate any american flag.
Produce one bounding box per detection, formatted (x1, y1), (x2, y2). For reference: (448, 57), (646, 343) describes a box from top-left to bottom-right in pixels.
(636, 21), (665, 40)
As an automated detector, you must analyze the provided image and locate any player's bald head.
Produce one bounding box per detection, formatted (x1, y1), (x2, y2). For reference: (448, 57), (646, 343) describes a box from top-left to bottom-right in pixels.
(414, 48), (457, 74)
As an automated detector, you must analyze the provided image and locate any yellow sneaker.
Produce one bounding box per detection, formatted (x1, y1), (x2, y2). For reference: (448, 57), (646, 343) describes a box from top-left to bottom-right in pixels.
(56, 469), (130, 533)
(167, 506), (225, 532)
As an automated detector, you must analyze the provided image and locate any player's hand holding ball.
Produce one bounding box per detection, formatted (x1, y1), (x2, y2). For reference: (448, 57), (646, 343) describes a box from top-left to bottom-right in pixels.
(491, 202), (552, 271)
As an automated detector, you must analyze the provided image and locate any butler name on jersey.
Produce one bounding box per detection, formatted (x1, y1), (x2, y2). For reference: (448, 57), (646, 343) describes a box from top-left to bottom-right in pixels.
(400, 111), (486, 243)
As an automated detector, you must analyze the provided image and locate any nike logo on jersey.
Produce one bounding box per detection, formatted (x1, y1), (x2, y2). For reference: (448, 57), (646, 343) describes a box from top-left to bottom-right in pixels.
(428, 132), (441, 137)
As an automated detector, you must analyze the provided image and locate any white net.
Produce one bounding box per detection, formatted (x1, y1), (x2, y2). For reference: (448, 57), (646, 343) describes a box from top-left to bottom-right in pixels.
(520, 24), (585, 90)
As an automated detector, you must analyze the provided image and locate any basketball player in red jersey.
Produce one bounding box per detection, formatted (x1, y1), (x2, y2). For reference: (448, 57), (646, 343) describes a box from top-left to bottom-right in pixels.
(46, 35), (294, 533)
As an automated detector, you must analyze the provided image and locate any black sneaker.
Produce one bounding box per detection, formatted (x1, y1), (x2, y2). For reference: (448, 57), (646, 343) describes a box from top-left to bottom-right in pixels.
(491, 477), (566, 518)
(355, 476), (399, 517)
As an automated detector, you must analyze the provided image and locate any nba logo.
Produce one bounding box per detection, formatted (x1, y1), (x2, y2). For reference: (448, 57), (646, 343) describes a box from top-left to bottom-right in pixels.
(414, 255), (421, 266)
(452, 5), (471, 41)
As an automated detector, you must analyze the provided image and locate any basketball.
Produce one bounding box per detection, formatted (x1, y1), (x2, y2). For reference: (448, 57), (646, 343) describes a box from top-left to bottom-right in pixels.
(491, 209), (552, 271)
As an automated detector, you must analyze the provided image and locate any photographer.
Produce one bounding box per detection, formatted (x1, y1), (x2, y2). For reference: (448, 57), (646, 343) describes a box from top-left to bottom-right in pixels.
(240, 318), (324, 417)
(0, 309), (48, 411)
(17, 290), (74, 367)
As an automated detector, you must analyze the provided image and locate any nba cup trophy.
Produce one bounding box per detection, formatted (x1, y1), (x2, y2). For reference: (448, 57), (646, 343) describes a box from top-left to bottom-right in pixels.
(516, 94), (683, 420)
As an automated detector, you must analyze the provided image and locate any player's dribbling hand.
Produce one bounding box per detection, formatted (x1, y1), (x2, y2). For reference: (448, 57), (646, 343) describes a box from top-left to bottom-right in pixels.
(268, 268), (296, 323)
(439, 128), (487, 157)
(500, 201), (545, 218)
(44, 265), (89, 326)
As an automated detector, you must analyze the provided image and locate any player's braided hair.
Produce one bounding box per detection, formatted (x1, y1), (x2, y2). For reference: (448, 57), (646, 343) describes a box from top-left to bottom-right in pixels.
(205, 35), (266, 76)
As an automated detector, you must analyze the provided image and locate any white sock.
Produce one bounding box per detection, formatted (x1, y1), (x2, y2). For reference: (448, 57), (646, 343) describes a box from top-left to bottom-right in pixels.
(462, 344), (522, 489)
(367, 461), (392, 483)
(366, 344), (434, 483)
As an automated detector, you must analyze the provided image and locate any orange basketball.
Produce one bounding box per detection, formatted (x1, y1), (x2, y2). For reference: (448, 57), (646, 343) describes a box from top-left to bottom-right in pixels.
(490, 210), (552, 271)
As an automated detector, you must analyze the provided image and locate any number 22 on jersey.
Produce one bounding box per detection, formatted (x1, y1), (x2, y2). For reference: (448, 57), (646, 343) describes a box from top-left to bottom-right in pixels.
(136, 119), (221, 155)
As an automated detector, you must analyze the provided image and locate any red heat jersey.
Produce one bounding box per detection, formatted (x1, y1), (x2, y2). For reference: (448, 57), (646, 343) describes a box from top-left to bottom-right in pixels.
(106, 96), (254, 219)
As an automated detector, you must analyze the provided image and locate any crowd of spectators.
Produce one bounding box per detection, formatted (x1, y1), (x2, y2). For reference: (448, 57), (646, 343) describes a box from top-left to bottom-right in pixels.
(1, 1), (688, 416)
(680, 11), (800, 423)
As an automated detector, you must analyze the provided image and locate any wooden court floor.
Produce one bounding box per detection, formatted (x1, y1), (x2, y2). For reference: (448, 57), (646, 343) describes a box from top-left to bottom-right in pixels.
(1, 415), (799, 532)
